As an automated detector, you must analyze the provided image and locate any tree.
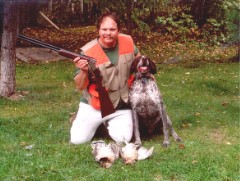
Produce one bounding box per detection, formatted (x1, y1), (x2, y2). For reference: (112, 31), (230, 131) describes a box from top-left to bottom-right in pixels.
(0, 1), (3, 43)
(48, 0), (53, 13)
(18, 0), (42, 30)
(0, 0), (18, 97)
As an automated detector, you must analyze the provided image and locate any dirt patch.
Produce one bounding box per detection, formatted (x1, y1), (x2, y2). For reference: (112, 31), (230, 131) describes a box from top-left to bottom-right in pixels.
(211, 129), (226, 143)
(210, 128), (234, 145)
(7, 91), (30, 101)
(16, 47), (68, 64)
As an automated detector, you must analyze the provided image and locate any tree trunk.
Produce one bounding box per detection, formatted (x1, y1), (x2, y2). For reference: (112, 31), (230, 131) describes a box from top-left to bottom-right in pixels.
(48, 0), (53, 13)
(18, 0), (39, 28)
(0, 1), (4, 46)
(0, 0), (18, 97)
(80, 0), (83, 14)
(126, 0), (135, 34)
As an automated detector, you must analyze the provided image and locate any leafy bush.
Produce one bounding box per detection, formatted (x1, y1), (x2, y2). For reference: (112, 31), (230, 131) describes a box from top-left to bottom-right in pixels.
(154, 12), (198, 40)
(180, 0), (239, 45)
(223, 0), (240, 43)
(33, 0), (238, 46)
(200, 18), (227, 45)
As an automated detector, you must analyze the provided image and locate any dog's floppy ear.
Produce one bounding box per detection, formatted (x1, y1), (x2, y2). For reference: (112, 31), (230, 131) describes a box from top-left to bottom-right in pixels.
(130, 56), (141, 74)
(147, 57), (157, 74)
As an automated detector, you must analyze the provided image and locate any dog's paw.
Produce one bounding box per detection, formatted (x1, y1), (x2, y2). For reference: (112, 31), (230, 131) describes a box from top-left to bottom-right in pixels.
(162, 141), (170, 148)
(175, 137), (182, 142)
(172, 132), (182, 142)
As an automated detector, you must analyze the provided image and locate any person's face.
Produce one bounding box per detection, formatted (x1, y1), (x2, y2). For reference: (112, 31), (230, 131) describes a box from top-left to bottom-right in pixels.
(98, 17), (119, 48)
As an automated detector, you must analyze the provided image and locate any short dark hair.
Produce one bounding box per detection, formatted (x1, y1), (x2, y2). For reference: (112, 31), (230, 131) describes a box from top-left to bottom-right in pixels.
(96, 10), (120, 30)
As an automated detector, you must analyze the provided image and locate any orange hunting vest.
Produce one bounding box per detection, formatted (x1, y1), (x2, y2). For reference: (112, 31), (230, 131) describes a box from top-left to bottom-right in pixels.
(81, 34), (135, 109)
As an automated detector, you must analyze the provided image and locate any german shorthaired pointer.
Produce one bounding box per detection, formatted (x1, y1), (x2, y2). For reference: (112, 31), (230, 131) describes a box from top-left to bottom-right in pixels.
(129, 55), (182, 147)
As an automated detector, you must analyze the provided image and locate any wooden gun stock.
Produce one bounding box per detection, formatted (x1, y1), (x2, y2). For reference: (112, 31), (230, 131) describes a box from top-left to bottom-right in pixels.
(18, 34), (115, 118)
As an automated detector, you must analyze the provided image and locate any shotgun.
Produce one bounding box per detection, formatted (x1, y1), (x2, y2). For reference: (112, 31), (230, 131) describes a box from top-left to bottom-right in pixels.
(18, 34), (115, 118)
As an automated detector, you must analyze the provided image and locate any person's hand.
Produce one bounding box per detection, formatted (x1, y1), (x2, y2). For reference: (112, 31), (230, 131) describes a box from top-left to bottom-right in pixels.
(73, 57), (89, 72)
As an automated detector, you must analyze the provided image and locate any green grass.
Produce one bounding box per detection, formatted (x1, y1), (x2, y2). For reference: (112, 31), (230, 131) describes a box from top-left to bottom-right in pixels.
(0, 61), (239, 181)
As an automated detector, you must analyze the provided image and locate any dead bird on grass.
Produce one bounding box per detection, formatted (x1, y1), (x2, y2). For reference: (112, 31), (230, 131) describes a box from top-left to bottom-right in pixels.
(120, 142), (154, 165)
(91, 140), (120, 168)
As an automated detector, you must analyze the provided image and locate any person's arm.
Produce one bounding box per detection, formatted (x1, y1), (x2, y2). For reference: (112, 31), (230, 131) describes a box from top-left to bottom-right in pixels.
(73, 57), (90, 91)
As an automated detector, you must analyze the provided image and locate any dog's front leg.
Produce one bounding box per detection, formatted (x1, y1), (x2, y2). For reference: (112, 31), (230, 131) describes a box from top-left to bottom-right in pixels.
(132, 110), (142, 147)
(159, 102), (170, 147)
(166, 115), (182, 142)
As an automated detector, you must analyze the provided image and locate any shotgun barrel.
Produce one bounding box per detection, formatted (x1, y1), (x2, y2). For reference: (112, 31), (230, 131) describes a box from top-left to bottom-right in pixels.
(18, 34), (96, 62)
(18, 34), (115, 118)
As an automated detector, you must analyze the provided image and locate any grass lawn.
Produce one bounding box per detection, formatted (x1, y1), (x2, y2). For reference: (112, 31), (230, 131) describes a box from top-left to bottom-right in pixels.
(0, 60), (239, 181)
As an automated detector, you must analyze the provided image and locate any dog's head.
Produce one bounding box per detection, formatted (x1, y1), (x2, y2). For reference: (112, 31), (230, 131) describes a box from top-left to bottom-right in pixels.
(130, 55), (157, 76)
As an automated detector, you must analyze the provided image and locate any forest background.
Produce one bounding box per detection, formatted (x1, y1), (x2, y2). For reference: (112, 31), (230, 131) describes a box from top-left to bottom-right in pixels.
(0, 0), (239, 180)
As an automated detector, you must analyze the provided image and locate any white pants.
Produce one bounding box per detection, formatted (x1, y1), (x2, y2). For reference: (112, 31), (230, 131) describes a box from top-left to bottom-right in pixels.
(70, 102), (133, 144)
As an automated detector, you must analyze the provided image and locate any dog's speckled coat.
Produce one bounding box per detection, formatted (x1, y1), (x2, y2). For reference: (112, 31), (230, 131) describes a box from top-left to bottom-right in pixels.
(129, 55), (182, 147)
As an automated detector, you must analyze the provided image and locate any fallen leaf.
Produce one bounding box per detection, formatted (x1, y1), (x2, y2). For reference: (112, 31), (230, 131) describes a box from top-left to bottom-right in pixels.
(192, 160), (198, 164)
(20, 141), (27, 146)
(25, 144), (34, 150)
(195, 112), (201, 116)
(221, 102), (229, 106)
(225, 141), (232, 145)
(179, 144), (185, 149)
